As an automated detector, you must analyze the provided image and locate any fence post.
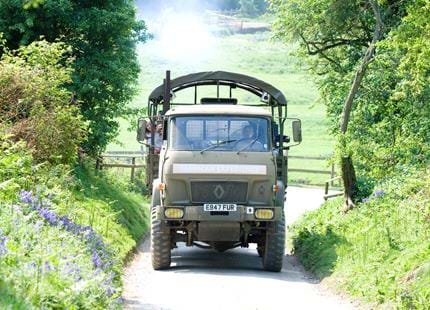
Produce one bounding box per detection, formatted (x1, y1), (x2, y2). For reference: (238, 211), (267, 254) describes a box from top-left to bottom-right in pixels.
(324, 180), (329, 201)
(330, 163), (335, 186)
(131, 157), (136, 183)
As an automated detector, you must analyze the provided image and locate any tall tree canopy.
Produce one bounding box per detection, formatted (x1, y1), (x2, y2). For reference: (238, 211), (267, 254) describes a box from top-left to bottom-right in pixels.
(240, 0), (268, 16)
(271, 0), (430, 188)
(0, 0), (149, 155)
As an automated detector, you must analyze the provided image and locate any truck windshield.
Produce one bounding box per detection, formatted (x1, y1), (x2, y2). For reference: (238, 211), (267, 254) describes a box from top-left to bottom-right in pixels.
(170, 116), (270, 152)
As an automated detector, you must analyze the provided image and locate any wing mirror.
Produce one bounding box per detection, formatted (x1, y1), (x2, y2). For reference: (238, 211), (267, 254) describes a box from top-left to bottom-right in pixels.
(137, 118), (147, 143)
(292, 120), (302, 143)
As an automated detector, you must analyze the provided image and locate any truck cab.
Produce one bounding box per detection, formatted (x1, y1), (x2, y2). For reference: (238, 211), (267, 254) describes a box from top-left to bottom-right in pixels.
(137, 71), (302, 271)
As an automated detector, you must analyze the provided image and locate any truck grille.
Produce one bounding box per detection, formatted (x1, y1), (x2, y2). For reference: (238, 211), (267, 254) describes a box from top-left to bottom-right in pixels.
(191, 181), (248, 203)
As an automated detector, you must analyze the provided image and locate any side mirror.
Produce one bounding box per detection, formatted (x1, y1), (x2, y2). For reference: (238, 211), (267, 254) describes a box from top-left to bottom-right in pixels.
(292, 120), (302, 143)
(137, 118), (147, 143)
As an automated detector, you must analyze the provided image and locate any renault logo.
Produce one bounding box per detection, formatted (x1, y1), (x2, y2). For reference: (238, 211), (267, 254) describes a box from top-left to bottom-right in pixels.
(213, 184), (225, 199)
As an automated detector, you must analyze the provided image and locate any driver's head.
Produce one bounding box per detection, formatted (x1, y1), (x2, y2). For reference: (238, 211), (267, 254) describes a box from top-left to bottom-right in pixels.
(242, 125), (255, 139)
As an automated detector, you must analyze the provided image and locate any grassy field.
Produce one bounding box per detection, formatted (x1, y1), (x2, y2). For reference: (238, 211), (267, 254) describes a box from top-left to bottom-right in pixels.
(108, 31), (335, 185)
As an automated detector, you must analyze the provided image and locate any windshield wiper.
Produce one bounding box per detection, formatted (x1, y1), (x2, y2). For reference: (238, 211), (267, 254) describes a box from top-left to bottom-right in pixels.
(200, 139), (237, 154)
(237, 138), (258, 155)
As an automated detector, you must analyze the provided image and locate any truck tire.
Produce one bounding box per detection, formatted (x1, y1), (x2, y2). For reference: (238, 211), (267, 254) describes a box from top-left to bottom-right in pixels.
(257, 247), (264, 257)
(262, 210), (285, 272)
(151, 207), (171, 270)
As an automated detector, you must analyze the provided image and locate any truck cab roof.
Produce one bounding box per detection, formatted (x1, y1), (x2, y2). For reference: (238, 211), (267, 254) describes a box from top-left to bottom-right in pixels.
(165, 104), (272, 118)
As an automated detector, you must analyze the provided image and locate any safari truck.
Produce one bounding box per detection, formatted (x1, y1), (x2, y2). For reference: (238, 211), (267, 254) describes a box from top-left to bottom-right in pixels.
(137, 71), (302, 272)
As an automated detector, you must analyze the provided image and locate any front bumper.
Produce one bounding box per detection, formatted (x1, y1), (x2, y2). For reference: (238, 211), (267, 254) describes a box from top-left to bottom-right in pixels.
(154, 205), (282, 222)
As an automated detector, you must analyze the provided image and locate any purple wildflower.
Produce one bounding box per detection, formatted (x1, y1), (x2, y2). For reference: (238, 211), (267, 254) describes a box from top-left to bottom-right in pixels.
(362, 198), (370, 203)
(92, 250), (103, 269)
(19, 190), (33, 204)
(34, 220), (44, 232)
(62, 262), (82, 282)
(0, 230), (7, 256)
(115, 297), (124, 304)
(374, 189), (385, 198)
(38, 208), (58, 226)
(44, 262), (54, 273)
(12, 204), (22, 212)
(26, 191), (115, 272)
(106, 286), (116, 297)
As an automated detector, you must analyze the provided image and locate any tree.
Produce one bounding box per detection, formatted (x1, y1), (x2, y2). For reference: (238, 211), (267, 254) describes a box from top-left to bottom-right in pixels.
(271, 0), (430, 208)
(338, 0), (383, 211)
(240, 0), (268, 16)
(0, 0), (149, 155)
(215, 0), (241, 10)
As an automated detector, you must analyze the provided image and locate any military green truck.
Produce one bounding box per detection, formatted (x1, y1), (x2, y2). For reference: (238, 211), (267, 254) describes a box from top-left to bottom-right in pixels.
(137, 71), (302, 272)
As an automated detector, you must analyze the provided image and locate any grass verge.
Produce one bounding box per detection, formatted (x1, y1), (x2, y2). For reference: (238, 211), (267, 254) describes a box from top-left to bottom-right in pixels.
(289, 167), (430, 308)
(0, 136), (149, 308)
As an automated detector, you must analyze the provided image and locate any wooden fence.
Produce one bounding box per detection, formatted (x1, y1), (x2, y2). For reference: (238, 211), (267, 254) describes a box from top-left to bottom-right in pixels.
(288, 155), (337, 184)
(96, 153), (145, 182)
(96, 152), (343, 199)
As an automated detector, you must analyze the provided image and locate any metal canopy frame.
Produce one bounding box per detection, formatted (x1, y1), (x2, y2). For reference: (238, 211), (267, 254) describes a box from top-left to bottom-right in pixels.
(148, 71), (288, 115)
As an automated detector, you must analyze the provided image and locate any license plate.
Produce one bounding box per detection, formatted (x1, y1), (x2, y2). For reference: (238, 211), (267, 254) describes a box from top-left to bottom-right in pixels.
(203, 204), (237, 212)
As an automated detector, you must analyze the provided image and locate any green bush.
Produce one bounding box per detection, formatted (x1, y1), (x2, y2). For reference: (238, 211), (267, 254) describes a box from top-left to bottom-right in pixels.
(289, 167), (430, 308)
(0, 133), (149, 308)
(0, 40), (87, 165)
(0, 0), (149, 155)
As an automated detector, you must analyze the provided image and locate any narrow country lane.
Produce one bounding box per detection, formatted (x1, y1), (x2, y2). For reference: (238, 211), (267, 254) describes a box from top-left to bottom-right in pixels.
(122, 187), (355, 310)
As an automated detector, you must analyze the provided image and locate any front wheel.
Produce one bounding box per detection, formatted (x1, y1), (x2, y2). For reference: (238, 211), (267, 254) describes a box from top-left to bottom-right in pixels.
(262, 211), (285, 272)
(151, 207), (171, 270)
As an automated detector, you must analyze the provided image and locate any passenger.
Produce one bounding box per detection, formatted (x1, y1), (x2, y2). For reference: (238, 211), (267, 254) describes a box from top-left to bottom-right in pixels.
(145, 121), (152, 143)
(144, 121), (163, 154)
(154, 124), (163, 154)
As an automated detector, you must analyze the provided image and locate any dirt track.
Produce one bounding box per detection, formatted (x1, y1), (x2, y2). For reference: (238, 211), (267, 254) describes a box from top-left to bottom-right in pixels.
(122, 187), (355, 310)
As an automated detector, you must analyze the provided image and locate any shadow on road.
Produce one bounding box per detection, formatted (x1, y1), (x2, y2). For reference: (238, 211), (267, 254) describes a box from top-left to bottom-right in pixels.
(133, 238), (317, 284)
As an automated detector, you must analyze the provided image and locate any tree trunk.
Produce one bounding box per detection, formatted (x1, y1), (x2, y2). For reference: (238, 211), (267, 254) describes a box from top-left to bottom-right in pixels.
(339, 0), (383, 211)
(341, 156), (357, 213)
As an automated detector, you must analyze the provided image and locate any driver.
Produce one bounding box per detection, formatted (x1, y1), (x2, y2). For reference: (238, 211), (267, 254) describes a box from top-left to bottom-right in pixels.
(235, 124), (264, 151)
(242, 125), (255, 140)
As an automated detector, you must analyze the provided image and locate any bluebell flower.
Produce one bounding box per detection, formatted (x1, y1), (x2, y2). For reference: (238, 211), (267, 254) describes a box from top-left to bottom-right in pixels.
(44, 262), (54, 273)
(0, 230), (7, 256)
(39, 208), (58, 226)
(362, 198), (370, 203)
(106, 286), (116, 297)
(24, 189), (115, 272)
(374, 189), (385, 198)
(92, 250), (103, 269)
(115, 297), (124, 304)
(19, 190), (33, 204)
(12, 204), (22, 212)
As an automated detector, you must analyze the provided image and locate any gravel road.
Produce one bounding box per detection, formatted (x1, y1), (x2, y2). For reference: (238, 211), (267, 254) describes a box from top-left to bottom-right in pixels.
(122, 186), (355, 310)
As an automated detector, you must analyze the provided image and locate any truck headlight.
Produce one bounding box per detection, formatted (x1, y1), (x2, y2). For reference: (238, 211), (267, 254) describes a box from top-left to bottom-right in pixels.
(164, 208), (184, 219)
(255, 209), (274, 220)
